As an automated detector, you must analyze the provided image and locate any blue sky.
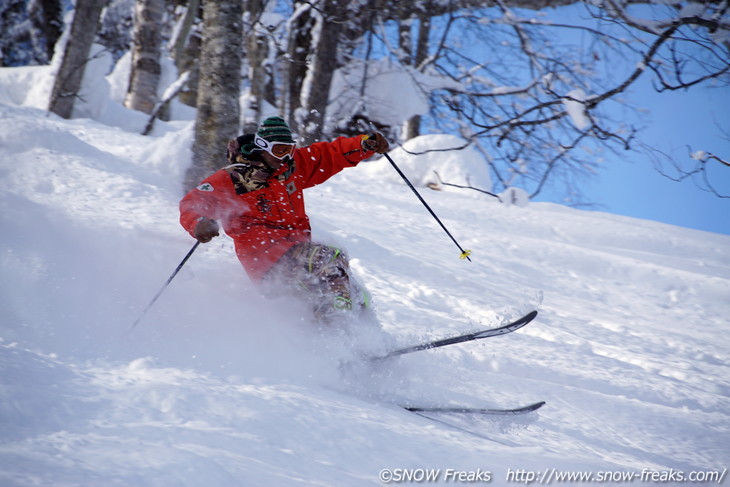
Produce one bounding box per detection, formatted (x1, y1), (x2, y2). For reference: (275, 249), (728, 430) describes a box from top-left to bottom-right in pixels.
(576, 77), (729, 236)
(528, 4), (730, 237)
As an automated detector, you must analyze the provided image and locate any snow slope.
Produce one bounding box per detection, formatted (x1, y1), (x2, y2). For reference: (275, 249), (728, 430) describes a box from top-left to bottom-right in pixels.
(1, 66), (729, 486)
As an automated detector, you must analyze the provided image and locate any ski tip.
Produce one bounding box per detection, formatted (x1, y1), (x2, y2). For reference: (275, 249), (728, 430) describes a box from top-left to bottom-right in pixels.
(504, 309), (539, 327)
(508, 309), (538, 328)
(527, 400), (546, 411)
(524, 309), (538, 322)
(489, 400), (546, 414)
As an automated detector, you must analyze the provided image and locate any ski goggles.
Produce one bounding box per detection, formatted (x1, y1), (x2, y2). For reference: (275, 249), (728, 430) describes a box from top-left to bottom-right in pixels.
(254, 136), (296, 159)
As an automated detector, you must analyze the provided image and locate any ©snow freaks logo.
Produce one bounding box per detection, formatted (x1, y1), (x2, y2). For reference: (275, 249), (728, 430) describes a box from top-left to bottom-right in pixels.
(196, 183), (214, 192)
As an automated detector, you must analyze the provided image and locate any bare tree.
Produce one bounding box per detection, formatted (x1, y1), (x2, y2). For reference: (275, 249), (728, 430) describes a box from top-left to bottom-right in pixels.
(48, 0), (107, 119)
(295, 0), (348, 145)
(125, 0), (166, 114)
(241, 0), (278, 132)
(162, 0), (729, 199)
(37, 0), (728, 198)
(184, 0), (243, 192)
(170, 0), (202, 108)
(379, 1), (729, 202)
(29, 0), (63, 64)
(400, 7), (431, 140)
(282, 0), (316, 134)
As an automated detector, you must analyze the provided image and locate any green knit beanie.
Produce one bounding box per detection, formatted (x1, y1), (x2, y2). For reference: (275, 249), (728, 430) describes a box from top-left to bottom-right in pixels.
(256, 116), (295, 144)
(239, 117), (295, 157)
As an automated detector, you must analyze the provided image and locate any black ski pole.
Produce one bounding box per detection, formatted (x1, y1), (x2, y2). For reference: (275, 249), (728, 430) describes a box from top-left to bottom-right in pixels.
(383, 152), (472, 261)
(131, 241), (200, 329)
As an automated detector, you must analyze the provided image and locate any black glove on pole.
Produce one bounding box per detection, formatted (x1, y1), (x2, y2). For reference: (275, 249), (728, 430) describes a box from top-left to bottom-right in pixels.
(383, 152), (472, 262)
(131, 241), (200, 329)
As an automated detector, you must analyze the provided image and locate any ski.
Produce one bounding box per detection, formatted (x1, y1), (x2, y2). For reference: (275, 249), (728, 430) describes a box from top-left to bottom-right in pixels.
(403, 400), (546, 416)
(373, 310), (538, 360)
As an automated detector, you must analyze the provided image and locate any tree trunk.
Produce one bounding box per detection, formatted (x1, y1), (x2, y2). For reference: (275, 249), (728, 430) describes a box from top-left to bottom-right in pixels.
(298, 0), (346, 145)
(29, 0), (63, 64)
(402, 12), (430, 141)
(283, 1), (315, 135)
(48, 0), (106, 119)
(242, 0), (275, 133)
(184, 0), (243, 192)
(398, 5), (412, 65)
(125, 0), (165, 114)
(170, 0), (201, 108)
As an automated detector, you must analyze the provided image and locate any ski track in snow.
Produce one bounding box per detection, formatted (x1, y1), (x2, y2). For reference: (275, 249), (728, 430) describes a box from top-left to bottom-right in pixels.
(1, 82), (729, 485)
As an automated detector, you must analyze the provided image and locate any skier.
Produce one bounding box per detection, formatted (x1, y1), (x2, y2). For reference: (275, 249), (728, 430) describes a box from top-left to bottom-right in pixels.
(180, 116), (389, 324)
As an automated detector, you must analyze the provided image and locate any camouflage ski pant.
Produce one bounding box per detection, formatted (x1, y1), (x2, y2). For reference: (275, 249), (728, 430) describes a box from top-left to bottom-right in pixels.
(261, 241), (370, 324)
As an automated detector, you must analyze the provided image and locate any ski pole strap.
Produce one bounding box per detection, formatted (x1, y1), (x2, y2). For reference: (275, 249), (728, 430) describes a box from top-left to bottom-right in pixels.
(383, 153), (472, 262)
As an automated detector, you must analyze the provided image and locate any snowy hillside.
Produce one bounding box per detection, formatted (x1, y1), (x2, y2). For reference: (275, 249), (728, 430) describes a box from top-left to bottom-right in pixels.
(1, 65), (729, 487)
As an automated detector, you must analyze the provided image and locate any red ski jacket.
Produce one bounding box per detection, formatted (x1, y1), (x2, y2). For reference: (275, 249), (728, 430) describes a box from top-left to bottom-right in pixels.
(180, 135), (374, 281)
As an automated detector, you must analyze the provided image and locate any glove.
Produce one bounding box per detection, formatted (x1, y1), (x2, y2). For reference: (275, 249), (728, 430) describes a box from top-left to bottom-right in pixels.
(194, 217), (219, 243)
(362, 132), (389, 154)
